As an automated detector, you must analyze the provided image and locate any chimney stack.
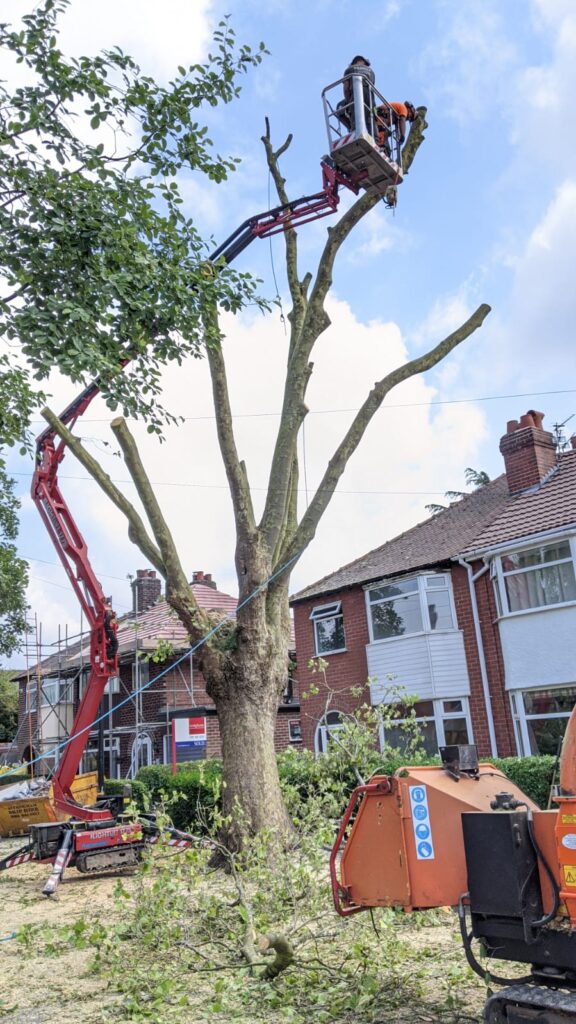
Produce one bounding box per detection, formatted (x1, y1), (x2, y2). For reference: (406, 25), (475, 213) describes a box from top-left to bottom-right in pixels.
(499, 410), (556, 494)
(192, 570), (217, 589)
(132, 569), (162, 613)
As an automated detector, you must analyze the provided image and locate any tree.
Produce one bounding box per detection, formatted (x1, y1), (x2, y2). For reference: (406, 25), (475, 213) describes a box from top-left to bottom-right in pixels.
(1, 3), (491, 849)
(0, 670), (18, 742)
(425, 467), (491, 516)
(0, 357), (32, 658)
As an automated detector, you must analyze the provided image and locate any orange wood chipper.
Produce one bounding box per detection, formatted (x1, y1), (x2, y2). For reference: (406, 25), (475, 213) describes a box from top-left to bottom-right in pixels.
(331, 722), (576, 1023)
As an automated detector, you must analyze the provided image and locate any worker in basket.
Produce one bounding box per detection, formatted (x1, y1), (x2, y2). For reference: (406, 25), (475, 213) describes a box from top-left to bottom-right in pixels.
(336, 55), (376, 133)
(375, 100), (417, 155)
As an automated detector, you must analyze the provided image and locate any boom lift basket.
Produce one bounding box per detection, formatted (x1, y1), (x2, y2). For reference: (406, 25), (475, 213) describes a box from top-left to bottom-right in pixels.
(322, 77), (404, 198)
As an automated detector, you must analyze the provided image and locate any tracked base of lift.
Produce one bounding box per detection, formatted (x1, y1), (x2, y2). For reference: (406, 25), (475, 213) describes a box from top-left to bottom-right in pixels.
(330, 132), (403, 197)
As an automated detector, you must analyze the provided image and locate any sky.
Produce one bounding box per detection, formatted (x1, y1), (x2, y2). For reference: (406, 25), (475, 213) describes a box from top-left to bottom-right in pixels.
(2, 0), (576, 667)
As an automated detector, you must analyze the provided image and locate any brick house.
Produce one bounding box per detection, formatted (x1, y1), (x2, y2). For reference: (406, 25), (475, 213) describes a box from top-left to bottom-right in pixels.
(15, 570), (301, 778)
(291, 412), (576, 760)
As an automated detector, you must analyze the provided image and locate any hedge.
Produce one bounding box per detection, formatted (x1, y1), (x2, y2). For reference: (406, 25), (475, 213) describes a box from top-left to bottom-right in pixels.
(126, 752), (559, 832)
(494, 755), (557, 809)
(135, 760), (222, 832)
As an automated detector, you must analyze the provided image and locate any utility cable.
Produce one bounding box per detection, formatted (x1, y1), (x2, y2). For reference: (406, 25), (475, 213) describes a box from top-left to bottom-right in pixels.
(0, 550), (302, 780)
(26, 387), (576, 425)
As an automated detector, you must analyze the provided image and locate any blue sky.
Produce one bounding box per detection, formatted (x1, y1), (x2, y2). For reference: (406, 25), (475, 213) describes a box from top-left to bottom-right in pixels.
(3, 0), (576, 664)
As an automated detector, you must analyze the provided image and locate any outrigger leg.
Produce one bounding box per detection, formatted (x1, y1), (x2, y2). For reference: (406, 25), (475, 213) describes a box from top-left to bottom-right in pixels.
(0, 842), (33, 872)
(42, 827), (73, 897)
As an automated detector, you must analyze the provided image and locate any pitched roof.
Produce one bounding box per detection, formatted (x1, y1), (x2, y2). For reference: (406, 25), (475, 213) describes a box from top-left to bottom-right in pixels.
(290, 449), (576, 603)
(14, 582), (238, 680)
(464, 449), (576, 553)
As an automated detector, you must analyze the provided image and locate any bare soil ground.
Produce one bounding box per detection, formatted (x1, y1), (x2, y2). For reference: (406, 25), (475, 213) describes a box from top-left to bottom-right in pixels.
(0, 837), (487, 1024)
(0, 838), (125, 1024)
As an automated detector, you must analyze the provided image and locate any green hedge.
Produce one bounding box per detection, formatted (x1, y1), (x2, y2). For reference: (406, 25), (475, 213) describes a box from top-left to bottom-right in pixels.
(494, 755), (557, 809)
(120, 752), (558, 832)
(136, 761), (222, 832)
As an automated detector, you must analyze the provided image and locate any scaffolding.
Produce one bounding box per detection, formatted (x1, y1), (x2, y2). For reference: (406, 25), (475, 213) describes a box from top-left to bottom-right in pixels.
(11, 612), (198, 781)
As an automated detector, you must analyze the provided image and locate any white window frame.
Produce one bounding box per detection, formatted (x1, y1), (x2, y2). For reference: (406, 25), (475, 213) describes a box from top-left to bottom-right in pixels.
(314, 710), (345, 754)
(493, 536), (576, 618)
(365, 573), (458, 645)
(379, 696), (473, 753)
(510, 685), (576, 757)
(288, 719), (302, 743)
(26, 677), (74, 711)
(310, 601), (346, 656)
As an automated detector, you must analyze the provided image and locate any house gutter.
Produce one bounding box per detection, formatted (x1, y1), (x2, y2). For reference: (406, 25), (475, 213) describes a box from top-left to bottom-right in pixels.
(454, 556), (498, 758)
(463, 522), (576, 561)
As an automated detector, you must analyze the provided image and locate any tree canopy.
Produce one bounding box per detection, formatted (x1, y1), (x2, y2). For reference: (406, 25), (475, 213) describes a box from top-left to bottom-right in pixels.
(0, 0), (267, 431)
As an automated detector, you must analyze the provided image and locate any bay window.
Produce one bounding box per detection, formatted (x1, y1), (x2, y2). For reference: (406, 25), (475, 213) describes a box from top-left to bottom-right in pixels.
(381, 697), (472, 756)
(367, 574), (456, 641)
(511, 686), (576, 756)
(496, 539), (576, 615)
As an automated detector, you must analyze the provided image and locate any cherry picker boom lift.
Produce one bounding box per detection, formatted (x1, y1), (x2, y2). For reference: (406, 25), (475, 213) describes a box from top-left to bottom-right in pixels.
(0, 95), (406, 893)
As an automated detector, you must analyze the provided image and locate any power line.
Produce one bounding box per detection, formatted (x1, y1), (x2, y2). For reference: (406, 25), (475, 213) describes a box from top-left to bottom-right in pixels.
(11, 472), (448, 495)
(26, 387), (576, 424)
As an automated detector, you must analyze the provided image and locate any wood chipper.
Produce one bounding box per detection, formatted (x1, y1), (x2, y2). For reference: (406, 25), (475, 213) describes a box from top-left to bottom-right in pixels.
(331, 730), (576, 1023)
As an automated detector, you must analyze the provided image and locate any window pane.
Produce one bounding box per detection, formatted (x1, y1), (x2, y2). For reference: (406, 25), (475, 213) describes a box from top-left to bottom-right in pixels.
(523, 687), (576, 716)
(442, 717), (469, 745)
(371, 592), (422, 639)
(413, 700), (434, 717)
(504, 542), (571, 571)
(315, 615), (345, 653)
(427, 589), (454, 630)
(425, 575), (447, 588)
(526, 717), (567, 756)
(369, 578), (418, 602)
(385, 719), (438, 756)
(505, 563), (576, 611)
(443, 700), (463, 713)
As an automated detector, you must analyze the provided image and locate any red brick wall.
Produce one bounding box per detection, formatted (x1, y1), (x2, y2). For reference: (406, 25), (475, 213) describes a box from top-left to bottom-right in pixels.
(450, 564), (516, 758)
(471, 567), (517, 756)
(293, 588), (370, 750)
(499, 426), (556, 494)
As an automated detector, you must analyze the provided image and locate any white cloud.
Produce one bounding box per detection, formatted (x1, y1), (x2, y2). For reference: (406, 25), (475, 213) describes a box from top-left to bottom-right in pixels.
(346, 205), (413, 262)
(408, 289), (475, 351)
(58, 1), (214, 81)
(417, 1), (519, 123)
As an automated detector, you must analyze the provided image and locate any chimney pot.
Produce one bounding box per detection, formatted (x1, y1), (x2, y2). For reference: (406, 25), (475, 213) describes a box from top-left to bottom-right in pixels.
(570, 436), (576, 451)
(507, 419), (520, 434)
(528, 409), (545, 430)
(519, 412), (535, 429)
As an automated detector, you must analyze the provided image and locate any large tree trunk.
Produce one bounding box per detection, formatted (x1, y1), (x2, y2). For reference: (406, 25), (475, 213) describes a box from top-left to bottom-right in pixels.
(214, 684), (293, 852)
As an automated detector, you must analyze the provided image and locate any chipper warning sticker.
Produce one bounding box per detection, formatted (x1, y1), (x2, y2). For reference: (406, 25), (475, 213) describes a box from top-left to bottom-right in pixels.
(409, 785), (435, 861)
(563, 865), (576, 887)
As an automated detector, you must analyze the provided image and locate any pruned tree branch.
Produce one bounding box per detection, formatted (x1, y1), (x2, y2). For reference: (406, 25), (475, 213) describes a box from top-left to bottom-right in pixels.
(260, 114), (430, 558)
(279, 302), (492, 567)
(203, 304), (257, 542)
(110, 417), (191, 594)
(261, 119), (302, 321)
(40, 407), (165, 574)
